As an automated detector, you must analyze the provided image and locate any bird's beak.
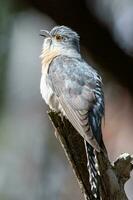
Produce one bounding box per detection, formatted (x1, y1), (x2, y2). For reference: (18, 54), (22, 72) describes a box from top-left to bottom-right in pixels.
(40, 30), (51, 38)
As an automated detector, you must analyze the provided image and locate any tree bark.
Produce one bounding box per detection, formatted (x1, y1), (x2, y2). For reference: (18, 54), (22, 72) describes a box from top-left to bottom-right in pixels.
(48, 111), (133, 200)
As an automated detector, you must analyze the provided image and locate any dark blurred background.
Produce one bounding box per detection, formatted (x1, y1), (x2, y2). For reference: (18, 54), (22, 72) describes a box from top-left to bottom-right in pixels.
(0, 0), (133, 199)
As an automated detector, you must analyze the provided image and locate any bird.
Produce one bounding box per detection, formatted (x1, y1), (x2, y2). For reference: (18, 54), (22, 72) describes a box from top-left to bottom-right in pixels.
(40, 25), (104, 199)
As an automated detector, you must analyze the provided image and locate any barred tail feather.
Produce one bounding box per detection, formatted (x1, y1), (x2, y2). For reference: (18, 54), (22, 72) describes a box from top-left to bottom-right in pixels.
(85, 141), (100, 200)
(84, 76), (104, 198)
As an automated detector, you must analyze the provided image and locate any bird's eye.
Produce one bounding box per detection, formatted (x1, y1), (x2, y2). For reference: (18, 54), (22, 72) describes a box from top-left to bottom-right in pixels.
(55, 34), (63, 41)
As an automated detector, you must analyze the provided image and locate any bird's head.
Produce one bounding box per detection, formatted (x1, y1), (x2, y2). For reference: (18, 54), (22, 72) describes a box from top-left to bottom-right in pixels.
(40, 26), (80, 54)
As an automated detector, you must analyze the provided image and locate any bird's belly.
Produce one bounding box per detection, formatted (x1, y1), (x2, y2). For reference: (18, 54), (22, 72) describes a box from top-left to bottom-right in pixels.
(40, 74), (63, 113)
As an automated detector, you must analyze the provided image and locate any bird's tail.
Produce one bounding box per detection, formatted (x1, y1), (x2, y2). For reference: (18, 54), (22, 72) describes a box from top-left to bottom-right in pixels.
(85, 141), (100, 200)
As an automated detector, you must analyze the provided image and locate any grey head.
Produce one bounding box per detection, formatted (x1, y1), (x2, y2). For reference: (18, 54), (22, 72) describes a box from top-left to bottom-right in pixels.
(40, 26), (80, 53)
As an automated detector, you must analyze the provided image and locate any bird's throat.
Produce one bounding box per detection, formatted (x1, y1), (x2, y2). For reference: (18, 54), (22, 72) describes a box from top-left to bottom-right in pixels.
(40, 47), (60, 74)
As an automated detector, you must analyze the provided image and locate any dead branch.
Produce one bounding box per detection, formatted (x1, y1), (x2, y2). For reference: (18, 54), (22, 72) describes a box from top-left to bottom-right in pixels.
(48, 111), (133, 200)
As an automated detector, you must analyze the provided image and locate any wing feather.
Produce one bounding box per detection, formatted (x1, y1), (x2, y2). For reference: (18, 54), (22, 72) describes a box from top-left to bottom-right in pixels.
(59, 95), (100, 151)
(48, 56), (103, 151)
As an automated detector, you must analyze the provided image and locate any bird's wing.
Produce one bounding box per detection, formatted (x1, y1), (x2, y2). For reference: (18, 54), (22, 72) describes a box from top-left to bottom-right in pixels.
(48, 56), (104, 151)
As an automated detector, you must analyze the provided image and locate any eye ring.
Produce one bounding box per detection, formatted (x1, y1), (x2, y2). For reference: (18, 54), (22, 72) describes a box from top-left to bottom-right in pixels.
(55, 34), (63, 41)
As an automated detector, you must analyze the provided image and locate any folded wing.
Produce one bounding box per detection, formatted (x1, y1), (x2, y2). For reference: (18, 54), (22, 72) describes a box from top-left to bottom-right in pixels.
(48, 56), (104, 151)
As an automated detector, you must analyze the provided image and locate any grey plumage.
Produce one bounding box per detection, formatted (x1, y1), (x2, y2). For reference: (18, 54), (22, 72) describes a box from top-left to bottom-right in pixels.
(40, 25), (104, 199)
(48, 55), (103, 151)
(50, 26), (80, 51)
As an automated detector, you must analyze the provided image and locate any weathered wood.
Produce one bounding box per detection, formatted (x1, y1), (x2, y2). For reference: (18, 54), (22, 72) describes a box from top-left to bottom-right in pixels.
(48, 111), (133, 199)
(48, 111), (92, 199)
